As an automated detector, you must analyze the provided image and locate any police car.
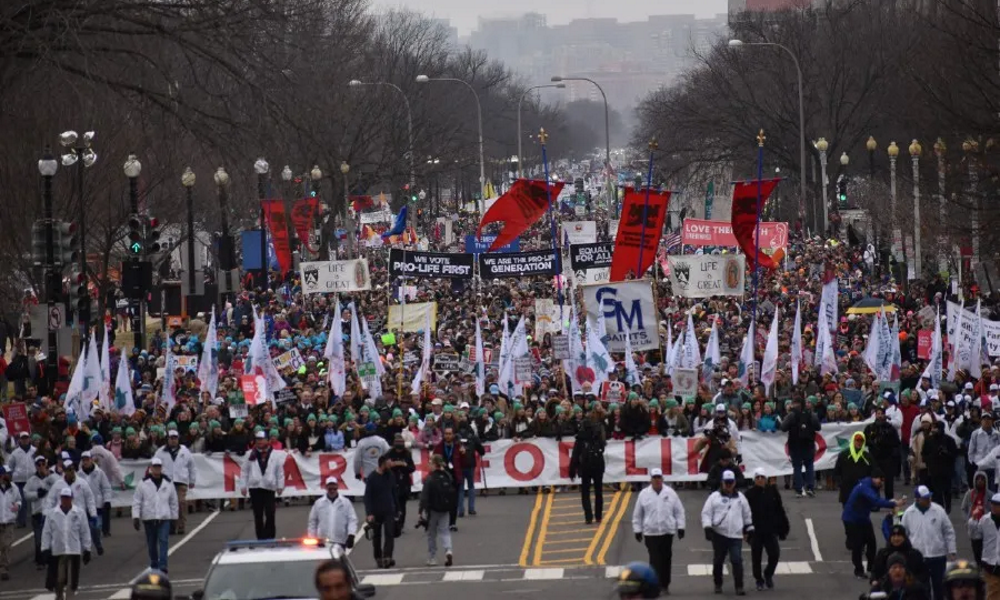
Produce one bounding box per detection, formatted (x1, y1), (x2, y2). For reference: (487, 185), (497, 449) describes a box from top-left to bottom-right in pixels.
(189, 538), (375, 600)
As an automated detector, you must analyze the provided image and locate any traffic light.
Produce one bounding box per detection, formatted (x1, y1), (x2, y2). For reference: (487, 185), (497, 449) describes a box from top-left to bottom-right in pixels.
(128, 215), (143, 256)
(67, 266), (87, 314)
(54, 220), (78, 265)
(31, 220), (47, 266)
(146, 217), (162, 254)
(837, 176), (848, 208)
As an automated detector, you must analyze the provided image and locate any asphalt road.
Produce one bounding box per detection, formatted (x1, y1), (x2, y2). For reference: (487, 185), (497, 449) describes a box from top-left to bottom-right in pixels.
(0, 484), (976, 600)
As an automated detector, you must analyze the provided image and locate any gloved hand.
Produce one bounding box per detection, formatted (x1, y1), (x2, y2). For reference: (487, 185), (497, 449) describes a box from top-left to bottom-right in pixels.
(82, 550), (91, 565)
(778, 534), (787, 541)
(133, 519), (141, 531)
(678, 529), (685, 540)
(36, 488), (47, 498)
(634, 533), (643, 543)
(346, 534), (355, 549)
(704, 527), (714, 542)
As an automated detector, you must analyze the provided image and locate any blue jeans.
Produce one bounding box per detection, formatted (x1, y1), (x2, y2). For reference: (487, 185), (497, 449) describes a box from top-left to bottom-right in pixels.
(458, 468), (476, 515)
(711, 534), (745, 590)
(15, 482), (28, 527)
(143, 521), (170, 572)
(89, 512), (103, 552)
(790, 446), (815, 493)
(925, 555), (947, 600)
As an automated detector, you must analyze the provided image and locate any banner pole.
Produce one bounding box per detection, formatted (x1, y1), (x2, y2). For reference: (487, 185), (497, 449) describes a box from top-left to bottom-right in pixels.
(752, 130), (765, 328)
(636, 139), (658, 278)
(539, 129), (565, 316)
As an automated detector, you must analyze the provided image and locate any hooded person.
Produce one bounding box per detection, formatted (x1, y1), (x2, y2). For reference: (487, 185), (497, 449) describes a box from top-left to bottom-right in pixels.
(870, 551), (932, 600)
(961, 471), (990, 565)
(834, 431), (873, 505)
(871, 524), (928, 586)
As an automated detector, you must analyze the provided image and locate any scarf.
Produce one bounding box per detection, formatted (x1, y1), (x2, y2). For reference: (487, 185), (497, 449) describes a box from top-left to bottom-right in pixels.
(971, 488), (987, 522)
(848, 434), (868, 464)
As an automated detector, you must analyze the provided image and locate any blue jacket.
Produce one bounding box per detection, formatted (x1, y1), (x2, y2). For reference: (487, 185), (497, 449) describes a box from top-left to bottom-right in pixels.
(842, 477), (896, 524)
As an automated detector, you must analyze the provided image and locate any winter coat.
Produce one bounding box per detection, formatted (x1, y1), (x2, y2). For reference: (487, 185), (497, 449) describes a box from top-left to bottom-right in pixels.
(80, 465), (113, 507)
(842, 477), (896, 525)
(834, 438), (873, 504)
(152, 444), (197, 486)
(307, 494), (358, 545)
(131, 475), (179, 521)
(46, 477), (97, 518)
(41, 505), (92, 556)
(901, 502), (957, 558)
(0, 483), (22, 524)
(871, 540), (927, 584)
(240, 448), (285, 491)
(6, 443), (36, 482)
(961, 471), (990, 539)
(701, 490), (754, 539)
(632, 484), (685, 537)
(744, 484), (790, 538)
(24, 473), (59, 516)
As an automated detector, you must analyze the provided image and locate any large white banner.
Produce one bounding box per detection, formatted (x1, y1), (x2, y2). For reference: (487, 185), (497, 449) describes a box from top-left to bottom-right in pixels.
(562, 221), (597, 245)
(301, 260), (372, 294)
(359, 209), (393, 225)
(666, 255), (745, 298)
(534, 299), (568, 339)
(387, 302), (437, 333)
(582, 280), (658, 351)
(105, 422), (863, 506)
(947, 300), (1000, 358)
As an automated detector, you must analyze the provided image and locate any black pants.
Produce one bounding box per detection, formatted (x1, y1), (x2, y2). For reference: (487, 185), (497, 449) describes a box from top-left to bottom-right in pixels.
(580, 470), (604, 523)
(644, 534), (673, 589)
(249, 488), (276, 540)
(711, 534), (744, 590)
(449, 485), (460, 527)
(370, 517), (395, 562)
(929, 474), (952, 513)
(876, 458), (896, 499)
(102, 502), (111, 536)
(45, 554), (81, 596)
(32, 513), (45, 566)
(751, 532), (780, 583)
(845, 521), (876, 573)
(973, 539), (984, 566)
(396, 488), (409, 534)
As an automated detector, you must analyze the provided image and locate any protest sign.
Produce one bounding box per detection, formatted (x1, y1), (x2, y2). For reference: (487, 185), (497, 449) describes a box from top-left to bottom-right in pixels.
(240, 375), (263, 405)
(673, 368), (699, 398)
(388, 249), (474, 279)
(666, 255), (745, 298)
(479, 250), (559, 279)
(2, 403), (30, 437)
(682, 218), (788, 251)
(464, 235), (519, 254)
(387, 302), (437, 333)
(301, 259), (372, 294)
(273, 348), (305, 372)
(582, 281), (658, 351)
(562, 221), (597, 245)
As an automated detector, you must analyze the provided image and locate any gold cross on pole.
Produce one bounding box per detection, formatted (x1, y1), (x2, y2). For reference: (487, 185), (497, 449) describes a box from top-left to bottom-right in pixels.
(538, 128), (548, 145)
(757, 129), (766, 147)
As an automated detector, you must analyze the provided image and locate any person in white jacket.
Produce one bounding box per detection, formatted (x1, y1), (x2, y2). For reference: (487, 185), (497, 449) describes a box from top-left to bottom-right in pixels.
(24, 456), (58, 570)
(0, 466), (23, 580)
(969, 414), (1000, 490)
(46, 461), (97, 521)
(42, 487), (92, 600)
(6, 431), (35, 527)
(132, 457), (179, 573)
(901, 485), (957, 600)
(701, 470), (754, 596)
(240, 431), (285, 540)
(307, 477), (358, 549)
(631, 468), (684, 595)
(977, 493), (1000, 599)
(152, 430), (197, 535)
(88, 434), (123, 537)
(79, 452), (112, 556)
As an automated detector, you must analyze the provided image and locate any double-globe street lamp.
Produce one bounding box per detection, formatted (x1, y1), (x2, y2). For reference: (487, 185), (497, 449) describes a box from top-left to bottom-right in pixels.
(59, 130), (97, 338)
(729, 39), (807, 229)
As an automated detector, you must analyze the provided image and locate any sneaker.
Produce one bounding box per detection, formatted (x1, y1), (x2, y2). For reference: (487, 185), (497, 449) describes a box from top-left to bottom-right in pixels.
(449, 525), (458, 532)
(426, 558), (437, 566)
(806, 490), (815, 498)
(795, 491), (805, 498)
(854, 569), (867, 579)
(469, 510), (477, 516)
(756, 581), (764, 592)
(736, 589), (746, 596)
(445, 552), (453, 567)
(765, 577), (774, 589)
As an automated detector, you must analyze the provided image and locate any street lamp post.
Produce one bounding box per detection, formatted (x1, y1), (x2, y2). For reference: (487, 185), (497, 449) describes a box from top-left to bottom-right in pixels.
(309, 165), (322, 261)
(281, 165), (296, 260)
(910, 139), (923, 277)
(349, 81), (415, 192)
(964, 139), (980, 264)
(59, 130), (97, 338)
(181, 168), (197, 318)
(214, 167), (234, 304)
(416, 74), (486, 213)
(38, 149), (59, 394)
(729, 40), (807, 226)
(888, 142), (901, 264)
(254, 158), (270, 289)
(517, 84), (565, 179)
(815, 137), (829, 234)
(341, 161), (354, 258)
(123, 155), (145, 351)
(934, 138), (947, 273)
(867, 136), (877, 178)
(550, 75), (614, 215)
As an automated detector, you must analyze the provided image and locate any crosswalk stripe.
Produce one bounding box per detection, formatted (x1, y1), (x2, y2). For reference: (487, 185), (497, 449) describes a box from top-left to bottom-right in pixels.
(108, 588), (132, 599)
(523, 568), (564, 580)
(360, 573), (404, 586)
(442, 570), (485, 582)
(28, 594), (55, 600)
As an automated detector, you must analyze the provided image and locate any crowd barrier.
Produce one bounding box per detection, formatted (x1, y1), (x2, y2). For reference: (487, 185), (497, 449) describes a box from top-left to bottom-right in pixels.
(106, 422), (864, 506)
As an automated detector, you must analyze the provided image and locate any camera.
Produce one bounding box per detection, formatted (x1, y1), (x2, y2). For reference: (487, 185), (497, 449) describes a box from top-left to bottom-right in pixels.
(415, 516), (428, 530)
(363, 522), (373, 540)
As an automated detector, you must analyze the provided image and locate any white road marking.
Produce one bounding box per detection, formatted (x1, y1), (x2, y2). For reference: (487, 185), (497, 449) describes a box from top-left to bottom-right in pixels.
(605, 566), (622, 579)
(360, 573), (404, 586)
(168, 510), (220, 557)
(27, 595), (54, 600)
(12, 532), (33, 547)
(108, 589), (132, 599)
(345, 524), (366, 556)
(523, 568), (564, 580)
(804, 518), (824, 562)
(442, 570), (485, 582)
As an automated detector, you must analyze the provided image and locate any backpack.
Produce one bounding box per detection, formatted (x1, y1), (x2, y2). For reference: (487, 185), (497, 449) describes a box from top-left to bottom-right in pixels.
(430, 471), (456, 513)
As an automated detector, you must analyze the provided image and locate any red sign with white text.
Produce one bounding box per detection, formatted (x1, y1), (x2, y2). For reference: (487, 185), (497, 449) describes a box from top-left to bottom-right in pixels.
(240, 375), (262, 405)
(682, 218), (788, 250)
(918, 330), (932, 359)
(2, 403), (30, 437)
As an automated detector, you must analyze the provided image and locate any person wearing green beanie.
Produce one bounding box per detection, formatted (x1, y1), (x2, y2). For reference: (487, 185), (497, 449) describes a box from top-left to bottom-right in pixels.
(125, 427), (137, 437)
(307, 414), (317, 422)
(609, 403), (619, 412)
(392, 408), (404, 419)
(513, 403), (523, 413)
(190, 422), (199, 432)
(742, 402), (752, 411)
(409, 414), (419, 423)
(649, 399), (660, 410)
(665, 399), (678, 409)
(443, 404), (455, 414)
(628, 391), (640, 401)
(210, 420), (221, 429)
(493, 411), (505, 422)
(269, 428), (279, 439)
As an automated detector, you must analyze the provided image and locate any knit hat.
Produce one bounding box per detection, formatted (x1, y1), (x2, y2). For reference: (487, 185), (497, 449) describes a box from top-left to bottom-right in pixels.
(741, 402), (751, 410)
(609, 403), (619, 412)
(493, 411), (504, 421)
(886, 552), (908, 570)
(392, 408), (403, 418)
(269, 428), (279, 438)
(665, 399), (678, 409)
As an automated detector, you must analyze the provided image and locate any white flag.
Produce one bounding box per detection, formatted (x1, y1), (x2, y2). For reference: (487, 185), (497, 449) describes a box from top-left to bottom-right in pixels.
(508, 316), (530, 397)
(891, 313), (902, 382)
(65, 352), (87, 419)
(737, 327), (753, 387)
(816, 310), (838, 376)
(114, 352), (135, 417)
(349, 303), (362, 367)
(198, 309), (219, 399)
(623, 323), (640, 386)
(586, 316), (613, 392)
(361, 316), (383, 399)
(474, 316), (485, 397)
(323, 298), (346, 397)
(948, 303), (963, 382)
(760, 309), (780, 393)
(498, 315), (514, 396)
(977, 299), (991, 380)
(362, 316), (385, 377)
(863, 312), (882, 376)
(921, 308), (942, 387)
(819, 278), (838, 333)
(82, 335), (101, 415)
(565, 303), (587, 393)
(664, 321), (675, 377)
(680, 312), (701, 369)
(413, 310), (433, 396)
(162, 336), (177, 413)
(702, 318), (721, 383)
(99, 327), (111, 411)
(791, 301), (803, 385)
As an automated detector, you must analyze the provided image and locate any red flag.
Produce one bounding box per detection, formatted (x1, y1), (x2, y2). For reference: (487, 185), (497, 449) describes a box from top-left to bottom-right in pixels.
(476, 179), (565, 252)
(262, 200), (292, 275)
(351, 195), (374, 213)
(610, 188), (671, 282)
(731, 179), (783, 270)
(290, 198), (318, 253)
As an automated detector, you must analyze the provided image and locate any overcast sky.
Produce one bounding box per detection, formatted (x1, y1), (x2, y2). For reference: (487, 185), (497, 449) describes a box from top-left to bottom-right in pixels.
(369, 0), (729, 35)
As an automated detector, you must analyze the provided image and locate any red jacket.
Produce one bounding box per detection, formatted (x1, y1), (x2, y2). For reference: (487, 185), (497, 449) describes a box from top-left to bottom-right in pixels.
(432, 440), (465, 485)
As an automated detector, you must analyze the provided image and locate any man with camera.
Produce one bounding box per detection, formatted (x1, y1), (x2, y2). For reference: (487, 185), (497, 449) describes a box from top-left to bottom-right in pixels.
(419, 455), (456, 567)
(363, 454), (398, 569)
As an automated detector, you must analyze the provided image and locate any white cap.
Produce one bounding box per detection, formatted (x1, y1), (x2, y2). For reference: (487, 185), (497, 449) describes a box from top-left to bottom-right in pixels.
(991, 384), (999, 392)
(920, 414), (934, 423)
(62, 459), (74, 468)
(991, 492), (1000, 504)
(150, 457), (163, 466)
(325, 476), (339, 486)
(59, 488), (74, 498)
(650, 468), (663, 478)
(753, 468), (766, 478)
(255, 431), (267, 439)
(722, 470), (736, 481)
(168, 429), (179, 437)
(431, 399), (443, 406)
(916, 485), (933, 499)
(965, 382), (975, 390)
(947, 401), (956, 408)
(883, 391), (893, 399)
(81, 451), (92, 458)
(721, 378), (731, 386)
(459, 402), (470, 409)
(715, 403), (727, 413)
(18, 431), (28, 437)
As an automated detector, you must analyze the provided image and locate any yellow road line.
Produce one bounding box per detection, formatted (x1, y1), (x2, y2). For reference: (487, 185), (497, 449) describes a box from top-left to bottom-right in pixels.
(518, 489), (545, 567)
(531, 487), (556, 566)
(582, 490), (623, 566)
(596, 487), (633, 565)
(544, 537), (595, 545)
(540, 547), (591, 555)
(538, 558), (590, 565)
(545, 528), (597, 535)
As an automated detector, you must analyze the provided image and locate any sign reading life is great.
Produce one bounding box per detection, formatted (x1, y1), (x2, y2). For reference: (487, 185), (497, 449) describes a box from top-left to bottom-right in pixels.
(300, 259), (372, 294)
(582, 280), (658, 351)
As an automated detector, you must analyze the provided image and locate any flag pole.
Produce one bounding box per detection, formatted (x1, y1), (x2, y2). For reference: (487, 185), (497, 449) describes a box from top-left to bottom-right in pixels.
(637, 139), (658, 278)
(539, 128), (564, 311)
(752, 129), (765, 327)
